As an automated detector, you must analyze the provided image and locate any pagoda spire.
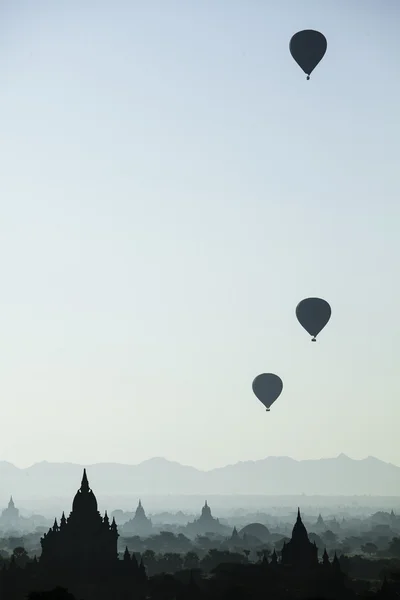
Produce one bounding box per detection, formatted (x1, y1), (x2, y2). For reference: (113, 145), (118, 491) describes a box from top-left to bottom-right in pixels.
(322, 548), (330, 566)
(332, 551), (342, 574)
(60, 512), (66, 528)
(81, 468), (89, 492)
(131, 552), (138, 569)
(110, 516), (119, 538)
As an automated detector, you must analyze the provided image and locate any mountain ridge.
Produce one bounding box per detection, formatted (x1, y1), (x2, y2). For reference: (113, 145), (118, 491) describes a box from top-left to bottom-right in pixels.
(5, 453), (397, 473)
(0, 455), (399, 500)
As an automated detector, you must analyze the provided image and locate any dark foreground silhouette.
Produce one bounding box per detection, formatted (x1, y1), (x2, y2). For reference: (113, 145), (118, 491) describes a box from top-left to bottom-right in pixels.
(1, 471), (398, 599)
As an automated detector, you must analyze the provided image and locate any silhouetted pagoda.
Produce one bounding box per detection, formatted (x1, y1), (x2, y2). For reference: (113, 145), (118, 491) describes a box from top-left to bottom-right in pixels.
(122, 499), (152, 536)
(281, 509), (318, 569)
(0, 469), (146, 599)
(186, 501), (229, 536)
(40, 469), (119, 573)
(0, 496), (20, 531)
(315, 512), (326, 532)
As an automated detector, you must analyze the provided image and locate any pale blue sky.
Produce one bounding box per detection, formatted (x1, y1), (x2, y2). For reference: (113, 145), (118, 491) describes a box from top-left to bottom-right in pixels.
(1, 1), (399, 469)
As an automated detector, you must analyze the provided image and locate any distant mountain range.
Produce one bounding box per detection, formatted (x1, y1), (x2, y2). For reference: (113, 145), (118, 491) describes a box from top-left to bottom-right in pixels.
(0, 454), (400, 502)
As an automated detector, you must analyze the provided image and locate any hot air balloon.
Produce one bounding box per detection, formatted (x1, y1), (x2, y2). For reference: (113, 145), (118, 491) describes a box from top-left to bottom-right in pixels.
(289, 30), (327, 80)
(252, 373), (283, 412)
(296, 298), (331, 341)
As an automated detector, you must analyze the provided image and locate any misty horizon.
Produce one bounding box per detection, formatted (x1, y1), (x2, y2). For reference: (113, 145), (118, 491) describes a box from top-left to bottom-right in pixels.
(2, 452), (400, 472)
(2, 455), (400, 511)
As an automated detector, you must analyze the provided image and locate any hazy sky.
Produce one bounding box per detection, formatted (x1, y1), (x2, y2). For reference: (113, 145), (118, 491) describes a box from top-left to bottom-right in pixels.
(1, 1), (399, 470)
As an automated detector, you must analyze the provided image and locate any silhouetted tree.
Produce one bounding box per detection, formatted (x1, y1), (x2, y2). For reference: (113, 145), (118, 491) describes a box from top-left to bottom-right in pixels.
(195, 535), (216, 551)
(183, 550), (200, 570)
(12, 546), (29, 568)
(256, 550), (264, 563)
(159, 551), (182, 573)
(361, 542), (378, 555)
(201, 549), (246, 572)
(142, 548), (158, 576)
(176, 533), (192, 552)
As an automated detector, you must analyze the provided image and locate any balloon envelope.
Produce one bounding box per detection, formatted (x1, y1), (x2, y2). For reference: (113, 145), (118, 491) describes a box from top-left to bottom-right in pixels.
(289, 30), (327, 77)
(296, 297), (331, 340)
(252, 373), (283, 410)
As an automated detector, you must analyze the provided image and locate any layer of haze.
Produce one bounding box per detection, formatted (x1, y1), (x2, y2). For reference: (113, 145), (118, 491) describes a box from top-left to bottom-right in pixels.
(0, 1), (399, 470)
